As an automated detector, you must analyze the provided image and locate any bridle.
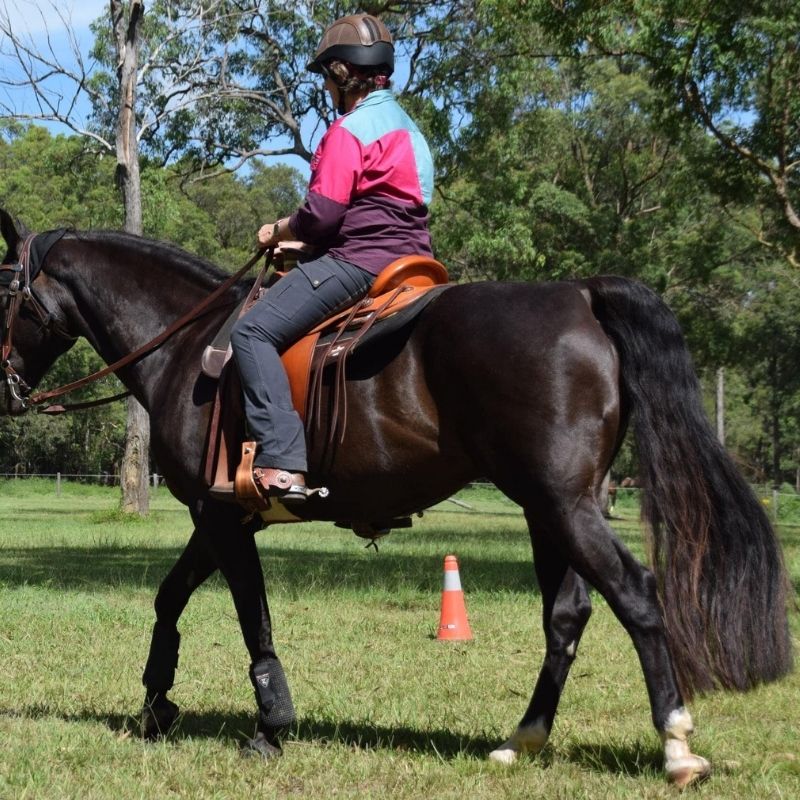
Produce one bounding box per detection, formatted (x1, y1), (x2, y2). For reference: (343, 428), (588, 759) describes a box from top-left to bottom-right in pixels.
(0, 234), (70, 408)
(0, 233), (270, 413)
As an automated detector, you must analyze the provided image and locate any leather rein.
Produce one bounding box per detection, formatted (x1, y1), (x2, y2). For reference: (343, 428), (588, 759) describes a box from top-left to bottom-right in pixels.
(0, 234), (270, 414)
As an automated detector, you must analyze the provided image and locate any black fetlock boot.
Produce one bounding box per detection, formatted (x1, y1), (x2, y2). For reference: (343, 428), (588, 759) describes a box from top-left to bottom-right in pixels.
(241, 657), (296, 758)
(141, 622), (181, 739)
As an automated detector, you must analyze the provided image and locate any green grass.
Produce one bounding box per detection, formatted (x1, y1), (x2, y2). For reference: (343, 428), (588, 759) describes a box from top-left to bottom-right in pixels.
(0, 483), (798, 799)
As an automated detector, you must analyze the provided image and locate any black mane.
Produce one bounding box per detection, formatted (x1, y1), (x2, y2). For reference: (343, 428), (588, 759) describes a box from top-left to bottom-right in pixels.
(71, 229), (247, 294)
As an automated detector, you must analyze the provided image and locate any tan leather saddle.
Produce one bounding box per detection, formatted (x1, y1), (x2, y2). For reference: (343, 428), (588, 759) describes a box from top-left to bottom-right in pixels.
(204, 252), (449, 517)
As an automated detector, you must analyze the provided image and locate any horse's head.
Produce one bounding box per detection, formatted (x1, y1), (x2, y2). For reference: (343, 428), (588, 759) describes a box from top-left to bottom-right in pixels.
(0, 208), (77, 415)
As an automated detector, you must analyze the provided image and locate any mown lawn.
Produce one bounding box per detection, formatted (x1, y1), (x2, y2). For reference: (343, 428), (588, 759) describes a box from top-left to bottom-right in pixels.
(0, 480), (798, 799)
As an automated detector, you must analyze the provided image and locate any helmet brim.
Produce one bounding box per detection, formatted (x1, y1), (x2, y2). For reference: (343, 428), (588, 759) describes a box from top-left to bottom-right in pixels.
(307, 41), (394, 76)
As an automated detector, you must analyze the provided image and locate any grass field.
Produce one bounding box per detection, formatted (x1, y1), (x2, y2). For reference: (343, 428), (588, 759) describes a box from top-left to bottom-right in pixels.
(0, 480), (798, 799)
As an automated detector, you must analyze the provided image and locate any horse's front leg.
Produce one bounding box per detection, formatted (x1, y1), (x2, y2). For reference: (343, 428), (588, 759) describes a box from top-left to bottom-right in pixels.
(141, 527), (217, 738)
(201, 504), (295, 758)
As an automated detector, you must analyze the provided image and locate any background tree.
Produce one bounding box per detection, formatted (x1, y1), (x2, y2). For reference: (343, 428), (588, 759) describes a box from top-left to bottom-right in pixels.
(109, 0), (152, 514)
(530, 0), (800, 268)
(1, 1), (798, 488)
(425, 1), (799, 485)
(0, 122), (303, 478)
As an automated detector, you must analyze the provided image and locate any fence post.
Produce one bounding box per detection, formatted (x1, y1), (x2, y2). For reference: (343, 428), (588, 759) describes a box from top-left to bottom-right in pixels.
(772, 488), (779, 522)
(56, 472), (61, 496)
(152, 473), (158, 489)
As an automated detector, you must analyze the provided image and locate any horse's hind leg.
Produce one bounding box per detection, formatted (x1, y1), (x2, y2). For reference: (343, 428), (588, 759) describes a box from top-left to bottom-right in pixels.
(490, 527), (592, 764)
(531, 494), (709, 786)
(141, 527), (217, 738)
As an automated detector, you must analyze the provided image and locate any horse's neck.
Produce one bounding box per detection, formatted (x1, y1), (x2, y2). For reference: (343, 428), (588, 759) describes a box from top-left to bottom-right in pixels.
(62, 239), (227, 405)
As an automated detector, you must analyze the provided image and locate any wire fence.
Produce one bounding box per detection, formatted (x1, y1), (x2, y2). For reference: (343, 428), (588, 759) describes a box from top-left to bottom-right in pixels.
(0, 471), (163, 490)
(430, 482), (800, 524)
(1, 474), (798, 523)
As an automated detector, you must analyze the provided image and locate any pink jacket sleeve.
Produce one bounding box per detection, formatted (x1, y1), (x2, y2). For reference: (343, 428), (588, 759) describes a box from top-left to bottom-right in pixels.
(290, 123), (362, 242)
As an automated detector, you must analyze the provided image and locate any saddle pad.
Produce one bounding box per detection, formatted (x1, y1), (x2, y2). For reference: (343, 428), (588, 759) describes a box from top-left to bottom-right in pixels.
(316, 283), (450, 363)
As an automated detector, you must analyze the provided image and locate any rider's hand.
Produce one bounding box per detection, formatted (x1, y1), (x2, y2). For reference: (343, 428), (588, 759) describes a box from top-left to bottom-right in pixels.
(257, 222), (280, 248)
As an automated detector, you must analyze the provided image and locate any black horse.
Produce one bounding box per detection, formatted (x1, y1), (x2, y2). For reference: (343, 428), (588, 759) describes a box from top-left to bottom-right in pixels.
(0, 210), (792, 786)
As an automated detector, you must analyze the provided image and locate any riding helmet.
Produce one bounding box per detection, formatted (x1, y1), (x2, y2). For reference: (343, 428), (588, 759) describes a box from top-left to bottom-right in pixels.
(307, 14), (394, 76)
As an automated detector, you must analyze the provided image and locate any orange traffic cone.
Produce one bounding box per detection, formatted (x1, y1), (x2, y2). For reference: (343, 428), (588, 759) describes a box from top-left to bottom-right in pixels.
(437, 554), (473, 641)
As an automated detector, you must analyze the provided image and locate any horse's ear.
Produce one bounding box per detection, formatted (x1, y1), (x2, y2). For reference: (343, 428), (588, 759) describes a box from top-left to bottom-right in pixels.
(0, 208), (30, 262)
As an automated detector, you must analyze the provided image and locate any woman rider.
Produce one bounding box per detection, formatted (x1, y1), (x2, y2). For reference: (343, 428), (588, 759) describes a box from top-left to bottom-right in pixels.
(230, 14), (435, 505)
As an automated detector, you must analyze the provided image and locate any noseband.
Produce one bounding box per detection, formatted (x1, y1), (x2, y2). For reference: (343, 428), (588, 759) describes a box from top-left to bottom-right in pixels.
(0, 233), (66, 408)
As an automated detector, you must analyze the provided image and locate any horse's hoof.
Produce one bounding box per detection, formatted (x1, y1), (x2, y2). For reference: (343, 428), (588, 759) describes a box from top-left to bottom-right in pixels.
(241, 730), (283, 759)
(489, 722), (548, 765)
(489, 746), (520, 765)
(141, 696), (179, 740)
(667, 755), (711, 788)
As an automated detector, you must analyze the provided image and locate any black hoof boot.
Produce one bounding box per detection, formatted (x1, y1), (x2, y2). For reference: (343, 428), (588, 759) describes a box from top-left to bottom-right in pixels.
(141, 694), (179, 740)
(241, 729), (283, 759)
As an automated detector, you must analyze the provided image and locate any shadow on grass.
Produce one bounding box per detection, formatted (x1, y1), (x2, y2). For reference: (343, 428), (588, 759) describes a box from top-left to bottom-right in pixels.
(1, 703), (667, 776)
(0, 544), (539, 594)
(290, 716), (499, 758)
(1, 704), (495, 758)
(563, 741), (663, 778)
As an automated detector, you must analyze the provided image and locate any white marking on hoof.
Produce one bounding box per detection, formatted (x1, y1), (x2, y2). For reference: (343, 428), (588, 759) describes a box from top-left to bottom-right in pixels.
(489, 720), (549, 765)
(488, 746), (520, 765)
(661, 707), (711, 787)
(666, 755), (711, 788)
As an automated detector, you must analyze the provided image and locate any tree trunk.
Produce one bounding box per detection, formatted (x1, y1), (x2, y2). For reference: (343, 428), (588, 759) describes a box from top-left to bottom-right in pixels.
(120, 395), (150, 514)
(113, 0), (150, 515)
(770, 408), (780, 489)
(715, 367), (725, 446)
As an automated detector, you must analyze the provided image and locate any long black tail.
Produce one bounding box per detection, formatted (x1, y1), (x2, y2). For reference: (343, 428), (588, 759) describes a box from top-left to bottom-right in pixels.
(582, 275), (792, 697)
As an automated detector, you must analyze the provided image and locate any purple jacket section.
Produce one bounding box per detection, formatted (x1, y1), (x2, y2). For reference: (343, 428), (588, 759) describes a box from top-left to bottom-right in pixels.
(290, 191), (432, 275)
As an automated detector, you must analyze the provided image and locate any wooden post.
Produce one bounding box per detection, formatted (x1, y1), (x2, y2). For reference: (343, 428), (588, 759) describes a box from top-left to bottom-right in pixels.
(715, 367), (725, 446)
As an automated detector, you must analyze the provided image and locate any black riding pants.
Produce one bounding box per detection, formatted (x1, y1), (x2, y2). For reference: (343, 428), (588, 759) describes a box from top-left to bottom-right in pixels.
(230, 255), (375, 471)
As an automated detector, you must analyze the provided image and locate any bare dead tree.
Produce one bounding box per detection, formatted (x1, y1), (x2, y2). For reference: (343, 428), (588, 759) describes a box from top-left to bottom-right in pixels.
(111, 0), (150, 515)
